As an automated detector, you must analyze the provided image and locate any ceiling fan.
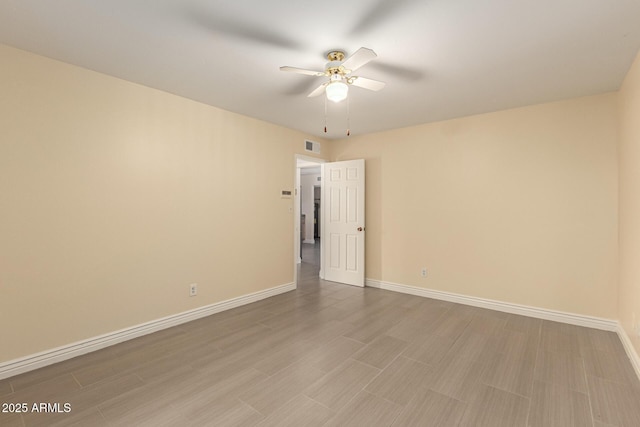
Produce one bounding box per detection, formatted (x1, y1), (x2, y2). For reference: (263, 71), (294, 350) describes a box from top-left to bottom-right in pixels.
(280, 47), (386, 103)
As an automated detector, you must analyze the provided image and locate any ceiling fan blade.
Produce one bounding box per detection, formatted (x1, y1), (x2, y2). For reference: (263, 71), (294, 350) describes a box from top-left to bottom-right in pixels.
(187, 9), (303, 50)
(341, 47), (378, 73)
(349, 76), (386, 91)
(308, 83), (328, 97)
(350, 0), (421, 36)
(280, 66), (325, 77)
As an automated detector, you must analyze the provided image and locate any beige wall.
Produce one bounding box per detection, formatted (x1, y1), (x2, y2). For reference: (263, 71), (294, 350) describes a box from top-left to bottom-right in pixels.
(619, 52), (640, 354)
(331, 94), (619, 319)
(0, 44), (327, 362)
(0, 41), (631, 366)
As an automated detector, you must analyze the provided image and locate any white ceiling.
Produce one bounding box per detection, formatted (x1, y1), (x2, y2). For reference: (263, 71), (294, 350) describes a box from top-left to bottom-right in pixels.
(1, 0), (639, 140)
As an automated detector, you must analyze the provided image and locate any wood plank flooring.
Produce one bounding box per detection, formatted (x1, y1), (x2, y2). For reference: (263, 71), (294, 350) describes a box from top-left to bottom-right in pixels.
(1, 243), (639, 426)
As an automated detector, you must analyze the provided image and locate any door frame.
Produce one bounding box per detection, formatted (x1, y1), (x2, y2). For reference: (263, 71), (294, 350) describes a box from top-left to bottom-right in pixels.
(293, 154), (325, 288)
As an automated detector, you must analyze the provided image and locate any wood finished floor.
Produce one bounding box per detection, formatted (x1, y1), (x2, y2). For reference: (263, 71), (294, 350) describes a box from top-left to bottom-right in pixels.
(2, 243), (640, 426)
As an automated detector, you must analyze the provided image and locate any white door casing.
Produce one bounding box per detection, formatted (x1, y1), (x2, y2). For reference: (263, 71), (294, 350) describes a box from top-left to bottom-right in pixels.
(322, 159), (365, 287)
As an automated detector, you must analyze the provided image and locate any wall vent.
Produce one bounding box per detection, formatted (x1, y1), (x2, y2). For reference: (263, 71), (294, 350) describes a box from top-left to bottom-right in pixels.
(305, 140), (321, 153)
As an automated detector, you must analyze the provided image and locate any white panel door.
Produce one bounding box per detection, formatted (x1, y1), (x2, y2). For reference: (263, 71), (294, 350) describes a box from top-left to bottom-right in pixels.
(322, 159), (365, 287)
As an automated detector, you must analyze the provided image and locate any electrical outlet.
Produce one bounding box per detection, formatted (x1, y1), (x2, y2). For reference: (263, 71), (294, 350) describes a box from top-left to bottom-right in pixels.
(189, 283), (197, 297)
(421, 267), (428, 278)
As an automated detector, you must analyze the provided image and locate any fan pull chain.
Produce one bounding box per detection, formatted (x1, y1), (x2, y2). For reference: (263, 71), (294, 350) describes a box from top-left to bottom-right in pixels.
(346, 96), (351, 136)
(324, 96), (328, 133)
(323, 94), (353, 136)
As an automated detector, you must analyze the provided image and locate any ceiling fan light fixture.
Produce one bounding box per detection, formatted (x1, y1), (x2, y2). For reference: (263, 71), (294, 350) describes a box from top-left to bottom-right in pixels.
(326, 80), (349, 103)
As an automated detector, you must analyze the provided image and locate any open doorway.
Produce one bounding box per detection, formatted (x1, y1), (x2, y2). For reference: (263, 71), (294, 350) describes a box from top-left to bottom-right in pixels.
(294, 155), (324, 285)
(300, 169), (321, 265)
(294, 157), (366, 288)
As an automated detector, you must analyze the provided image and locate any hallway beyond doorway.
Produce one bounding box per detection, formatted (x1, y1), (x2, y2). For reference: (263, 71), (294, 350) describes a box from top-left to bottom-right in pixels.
(300, 240), (320, 282)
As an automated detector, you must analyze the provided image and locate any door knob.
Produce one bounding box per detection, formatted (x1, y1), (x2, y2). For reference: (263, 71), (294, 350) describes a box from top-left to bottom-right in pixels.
(357, 227), (364, 232)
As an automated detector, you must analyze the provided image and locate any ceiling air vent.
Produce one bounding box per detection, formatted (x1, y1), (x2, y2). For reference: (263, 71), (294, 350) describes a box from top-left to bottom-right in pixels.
(305, 140), (321, 153)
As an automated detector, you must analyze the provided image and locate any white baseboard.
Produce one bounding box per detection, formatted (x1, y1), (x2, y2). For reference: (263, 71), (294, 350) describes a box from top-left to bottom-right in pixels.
(616, 324), (640, 381)
(303, 239), (316, 244)
(365, 279), (618, 332)
(0, 282), (295, 380)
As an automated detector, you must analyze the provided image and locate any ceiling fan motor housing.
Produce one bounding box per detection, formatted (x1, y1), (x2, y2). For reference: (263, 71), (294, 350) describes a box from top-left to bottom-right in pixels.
(326, 61), (345, 74)
(326, 51), (348, 77)
(326, 51), (345, 62)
